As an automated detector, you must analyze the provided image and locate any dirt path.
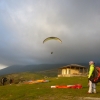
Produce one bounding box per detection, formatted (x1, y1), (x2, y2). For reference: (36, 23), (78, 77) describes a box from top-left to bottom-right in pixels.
(78, 97), (100, 100)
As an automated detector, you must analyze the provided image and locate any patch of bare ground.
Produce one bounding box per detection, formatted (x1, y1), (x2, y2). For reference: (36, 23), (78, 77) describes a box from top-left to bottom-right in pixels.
(78, 97), (100, 100)
(35, 95), (100, 100)
(35, 95), (78, 100)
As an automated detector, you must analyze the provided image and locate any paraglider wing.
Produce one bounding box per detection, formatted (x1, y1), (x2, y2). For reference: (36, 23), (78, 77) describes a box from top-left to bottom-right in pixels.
(43, 37), (62, 43)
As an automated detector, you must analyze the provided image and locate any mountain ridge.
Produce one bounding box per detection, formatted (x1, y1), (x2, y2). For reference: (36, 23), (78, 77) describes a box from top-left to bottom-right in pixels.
(0, 63), (91, 75)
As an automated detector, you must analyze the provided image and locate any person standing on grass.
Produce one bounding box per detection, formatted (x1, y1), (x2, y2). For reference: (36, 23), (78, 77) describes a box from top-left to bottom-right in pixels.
(1, 77), (7, 86)
(88, 61), (96, 93)
(9, 78), (13, 85)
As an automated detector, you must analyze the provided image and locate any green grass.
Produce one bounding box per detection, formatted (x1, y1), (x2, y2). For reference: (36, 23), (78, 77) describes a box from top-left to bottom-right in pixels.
(0, 77), (100, 100)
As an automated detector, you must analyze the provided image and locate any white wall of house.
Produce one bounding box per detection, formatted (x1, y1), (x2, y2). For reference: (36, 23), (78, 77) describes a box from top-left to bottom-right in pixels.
(62, 69), (66, 75)
(61, 68), (79, 75)
(67, 68), (70, 74)
(70, 69), (79, 74)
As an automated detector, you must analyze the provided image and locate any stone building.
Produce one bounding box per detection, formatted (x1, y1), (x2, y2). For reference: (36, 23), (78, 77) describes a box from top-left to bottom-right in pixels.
(58, 64), (88, 77)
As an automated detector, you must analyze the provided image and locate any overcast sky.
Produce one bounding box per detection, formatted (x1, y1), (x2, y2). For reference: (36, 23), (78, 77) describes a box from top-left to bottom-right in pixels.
(0, 0), (100, 69)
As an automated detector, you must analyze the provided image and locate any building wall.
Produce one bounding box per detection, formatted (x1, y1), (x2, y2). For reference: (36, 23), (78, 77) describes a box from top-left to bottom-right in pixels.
(58, 65), (88, 77)
(62, 69), (66, 75)
(62, 68), (80, 75)
(70, 69), (79, 74)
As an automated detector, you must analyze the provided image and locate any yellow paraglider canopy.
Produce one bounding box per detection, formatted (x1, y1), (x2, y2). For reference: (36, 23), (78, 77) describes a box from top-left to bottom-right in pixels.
(43, 37), (62, 43)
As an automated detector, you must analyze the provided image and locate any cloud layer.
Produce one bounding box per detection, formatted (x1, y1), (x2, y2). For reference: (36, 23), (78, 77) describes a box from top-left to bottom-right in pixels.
(0, 0), (100, 68)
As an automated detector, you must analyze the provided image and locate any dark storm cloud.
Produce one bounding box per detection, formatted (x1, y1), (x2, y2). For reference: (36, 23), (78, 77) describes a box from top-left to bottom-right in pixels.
(0, 0), (100, 68)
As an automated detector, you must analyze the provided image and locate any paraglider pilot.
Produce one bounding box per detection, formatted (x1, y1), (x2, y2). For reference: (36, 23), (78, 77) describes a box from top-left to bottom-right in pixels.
(88, 61), (96, 93)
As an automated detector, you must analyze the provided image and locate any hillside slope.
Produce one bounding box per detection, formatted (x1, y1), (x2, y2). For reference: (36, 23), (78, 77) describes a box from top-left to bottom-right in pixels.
(0, 64), (65, 75)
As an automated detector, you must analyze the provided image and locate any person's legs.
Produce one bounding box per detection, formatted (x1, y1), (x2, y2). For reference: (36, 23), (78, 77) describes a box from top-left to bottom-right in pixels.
(88, 80), (92, 93)
(92, 83), (96, 93)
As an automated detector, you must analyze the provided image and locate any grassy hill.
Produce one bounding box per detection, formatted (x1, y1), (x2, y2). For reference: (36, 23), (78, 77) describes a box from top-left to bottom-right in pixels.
(0, 68), (58, 85)
(0, 76), (100, 100)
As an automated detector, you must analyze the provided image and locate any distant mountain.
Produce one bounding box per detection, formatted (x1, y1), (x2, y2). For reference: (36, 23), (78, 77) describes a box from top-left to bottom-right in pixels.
(0, 63), (92, 76)
(0, 64), (66, 75)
